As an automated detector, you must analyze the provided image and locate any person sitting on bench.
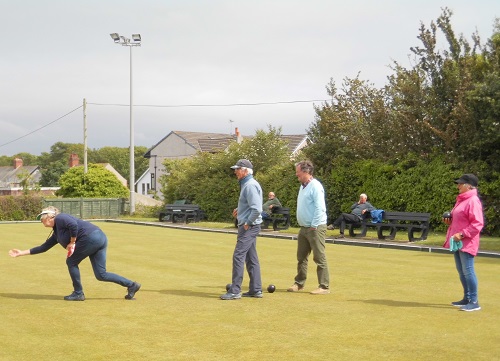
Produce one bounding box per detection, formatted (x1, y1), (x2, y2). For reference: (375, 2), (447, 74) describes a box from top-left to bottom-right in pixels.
(328, 193), (375, 238)
(262, 192), (282, 220)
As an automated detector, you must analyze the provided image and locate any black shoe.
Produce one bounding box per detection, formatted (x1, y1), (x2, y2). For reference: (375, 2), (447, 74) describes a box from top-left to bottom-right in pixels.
(451, 298), (469, 307)
(64, 292), (85, 301)
(242, 291), (263, 298)
(334, 234), (345, 239)
(125, 282), (141, 300)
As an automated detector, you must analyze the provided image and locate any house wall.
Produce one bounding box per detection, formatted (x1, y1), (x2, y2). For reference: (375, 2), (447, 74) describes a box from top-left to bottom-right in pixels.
(136, 170), (152, 197)
(148, 133), (197, 199)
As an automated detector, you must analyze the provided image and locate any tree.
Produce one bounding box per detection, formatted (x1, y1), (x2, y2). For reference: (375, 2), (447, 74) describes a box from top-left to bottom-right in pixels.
(89, 146), (149, 182)
(38, 142), (83, 186)
(56, 164), (129, 198)
(305, 75), (390, 172)
(0, 153), (39, 166)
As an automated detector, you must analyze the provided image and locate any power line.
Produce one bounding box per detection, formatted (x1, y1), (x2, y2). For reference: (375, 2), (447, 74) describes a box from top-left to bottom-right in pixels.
(1, 99), (327, 150)
(0, 105), (83, 149)
(87, 99), (328, 107)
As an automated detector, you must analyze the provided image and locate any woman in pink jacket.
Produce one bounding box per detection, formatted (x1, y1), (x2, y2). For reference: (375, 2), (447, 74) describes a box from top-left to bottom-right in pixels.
(443, 173), (484, 312)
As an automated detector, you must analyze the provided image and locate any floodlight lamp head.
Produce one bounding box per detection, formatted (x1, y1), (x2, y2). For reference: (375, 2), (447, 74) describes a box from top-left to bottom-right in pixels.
(110, 33), (120, 42)
(132, 34), (141, 42)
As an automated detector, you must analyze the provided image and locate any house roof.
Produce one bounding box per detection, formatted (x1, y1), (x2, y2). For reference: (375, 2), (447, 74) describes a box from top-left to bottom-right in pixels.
(280, 134), (310, 154)
(144, 130), (308, 157)
(145, 131), (238, 157)
(0, 165), (41, 187)
(176, 131), (237, 152)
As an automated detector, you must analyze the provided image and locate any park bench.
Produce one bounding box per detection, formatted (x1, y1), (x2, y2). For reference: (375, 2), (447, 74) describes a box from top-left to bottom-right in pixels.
(262, 206), (291, 231)
(159, 203), (206, 224)
(347, 211), (431, 242)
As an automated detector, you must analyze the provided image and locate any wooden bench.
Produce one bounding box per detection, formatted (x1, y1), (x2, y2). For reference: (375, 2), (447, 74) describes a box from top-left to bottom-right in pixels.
(262, 206), (291, 231)
(348, 211), (431, 242)
(159, 204), (206, 224)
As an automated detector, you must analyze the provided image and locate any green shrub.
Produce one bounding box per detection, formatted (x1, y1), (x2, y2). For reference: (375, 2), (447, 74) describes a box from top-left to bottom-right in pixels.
(0, 194), (43, 221)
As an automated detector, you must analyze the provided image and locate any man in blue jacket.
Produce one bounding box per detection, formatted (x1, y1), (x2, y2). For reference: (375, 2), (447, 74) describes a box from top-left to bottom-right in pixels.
(288, 160), (330, 295)
(220, 159), (264, 300)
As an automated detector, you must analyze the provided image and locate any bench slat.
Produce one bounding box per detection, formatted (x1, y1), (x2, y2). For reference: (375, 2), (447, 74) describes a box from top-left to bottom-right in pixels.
(347, 211), (431, 242)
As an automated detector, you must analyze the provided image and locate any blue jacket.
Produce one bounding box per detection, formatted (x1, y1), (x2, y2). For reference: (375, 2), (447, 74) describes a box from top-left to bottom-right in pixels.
(236, 174), (263, 226)
(30, 213), (100, 254)
(296, 179), (327, 228)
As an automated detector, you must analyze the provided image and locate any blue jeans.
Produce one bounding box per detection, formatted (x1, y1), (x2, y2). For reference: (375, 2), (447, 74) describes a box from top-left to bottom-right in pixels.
(229, 224), (262, 294)
(453, 251), (478, 302)
(66, 229), (133, 294)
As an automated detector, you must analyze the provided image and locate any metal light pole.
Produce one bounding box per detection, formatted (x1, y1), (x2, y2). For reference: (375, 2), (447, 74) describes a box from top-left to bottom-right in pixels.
(110, 33), (141, 215)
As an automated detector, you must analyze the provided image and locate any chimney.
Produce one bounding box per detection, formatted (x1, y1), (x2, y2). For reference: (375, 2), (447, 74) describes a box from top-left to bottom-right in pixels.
(69, 153), (79, 168)
(14, 158), (23, 169)
(235, 127), (243, 144)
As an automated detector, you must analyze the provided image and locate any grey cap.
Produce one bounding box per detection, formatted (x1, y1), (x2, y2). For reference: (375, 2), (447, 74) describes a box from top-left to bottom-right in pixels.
(230, 159), (253, 169)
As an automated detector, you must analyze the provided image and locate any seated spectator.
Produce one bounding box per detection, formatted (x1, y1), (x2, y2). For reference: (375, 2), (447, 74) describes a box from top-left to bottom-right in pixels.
(328, 193), (375, 238)
(262, 192), (282, 219)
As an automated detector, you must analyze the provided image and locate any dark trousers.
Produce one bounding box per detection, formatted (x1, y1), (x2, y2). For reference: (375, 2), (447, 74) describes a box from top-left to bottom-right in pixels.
(66, 229), (133, 294)
(333, 213), (361, 234)
(229, 224), (262, 294)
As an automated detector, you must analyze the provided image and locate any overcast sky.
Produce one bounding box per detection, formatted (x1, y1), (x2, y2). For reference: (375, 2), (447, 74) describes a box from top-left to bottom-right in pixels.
(0, 0), (497, 156)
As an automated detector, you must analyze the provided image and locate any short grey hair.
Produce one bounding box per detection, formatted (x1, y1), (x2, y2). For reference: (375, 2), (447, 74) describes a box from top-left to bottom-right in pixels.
(241, 167), (253, 175)
(295, 160), (314, 175)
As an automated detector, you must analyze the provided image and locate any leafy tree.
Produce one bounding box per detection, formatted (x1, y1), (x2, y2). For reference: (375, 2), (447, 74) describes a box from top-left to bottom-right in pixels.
(0, 153), (39, 166)
(38, 142), (83, 186)
(305, 76), (390, 173)
(40, 160), (68, 187)
(35, 142), (148, 187)
(56, 163), (129, 198)
(89, 146), (149, 182)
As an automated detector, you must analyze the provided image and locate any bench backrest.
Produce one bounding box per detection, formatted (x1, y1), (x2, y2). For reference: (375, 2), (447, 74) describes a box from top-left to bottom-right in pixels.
(165, 204), (201, 211)
(383, 211), (431, 223)
(271, 207), (290, 215)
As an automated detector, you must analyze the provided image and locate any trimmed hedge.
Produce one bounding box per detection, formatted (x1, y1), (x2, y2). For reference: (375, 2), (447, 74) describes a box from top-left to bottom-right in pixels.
(0, 195), (44, 221)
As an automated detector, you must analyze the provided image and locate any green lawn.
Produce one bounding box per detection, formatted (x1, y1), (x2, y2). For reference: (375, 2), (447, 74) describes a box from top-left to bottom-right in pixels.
(164, 219), (500, 253)
(1, 222), (499, 360)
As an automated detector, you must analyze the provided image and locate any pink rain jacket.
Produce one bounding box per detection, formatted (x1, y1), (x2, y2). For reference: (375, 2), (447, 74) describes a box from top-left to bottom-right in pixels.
(443, 188), (484, 256)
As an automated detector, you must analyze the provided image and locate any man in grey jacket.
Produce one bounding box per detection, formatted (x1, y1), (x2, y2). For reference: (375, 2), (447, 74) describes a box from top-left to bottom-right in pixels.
(220, 159), (264, 300)
(328, 193), (375, 238)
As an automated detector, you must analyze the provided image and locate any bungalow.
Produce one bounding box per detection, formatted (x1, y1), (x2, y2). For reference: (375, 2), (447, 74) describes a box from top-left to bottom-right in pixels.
(143, 128), (310, 199)
(0, 158), (45, 196)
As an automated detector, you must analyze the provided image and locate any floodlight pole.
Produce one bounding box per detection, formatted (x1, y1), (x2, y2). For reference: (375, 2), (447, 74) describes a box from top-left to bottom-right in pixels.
(110, 33), (141, 215)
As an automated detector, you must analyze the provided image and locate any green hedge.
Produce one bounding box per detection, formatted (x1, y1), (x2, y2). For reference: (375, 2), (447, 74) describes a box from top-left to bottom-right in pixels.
(0, 195), (44, 221)
(161, 154), (499, 236)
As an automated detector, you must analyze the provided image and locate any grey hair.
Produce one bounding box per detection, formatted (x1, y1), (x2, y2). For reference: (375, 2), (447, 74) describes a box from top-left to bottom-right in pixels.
(40, 206), (60, 220)
(295, 160), (314, 175)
